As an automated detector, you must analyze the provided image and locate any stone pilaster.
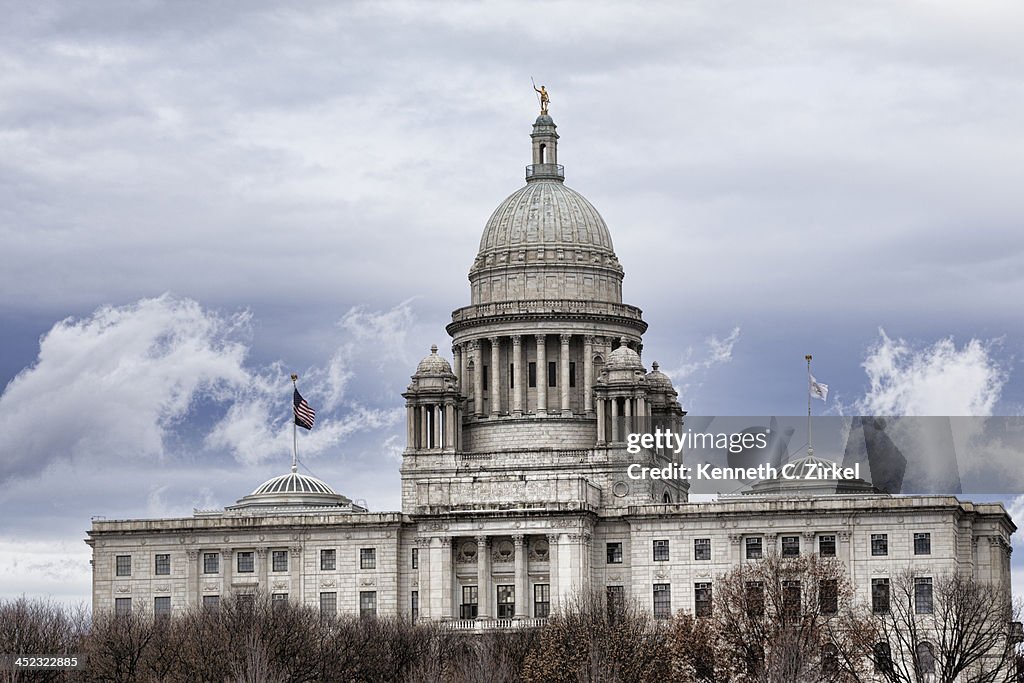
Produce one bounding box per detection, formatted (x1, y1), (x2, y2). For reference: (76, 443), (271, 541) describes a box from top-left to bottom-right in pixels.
(583, 335), (594, 415)
(472, 340), (484, 416)
(513, 535), (528, 618)
(535, 335), (547, 415)
(489, 336), (501, 416)
(512, 335), (523, 416)
(476, 535), (492, 619)
(186, 549), (199, 607)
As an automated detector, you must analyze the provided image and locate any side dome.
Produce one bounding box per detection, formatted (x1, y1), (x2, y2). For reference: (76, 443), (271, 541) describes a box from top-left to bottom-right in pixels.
(606, 340), (644, 371)
(227, 468), (366, 513)
(415, 344), (453, 377)
(645, 361), (674, 391)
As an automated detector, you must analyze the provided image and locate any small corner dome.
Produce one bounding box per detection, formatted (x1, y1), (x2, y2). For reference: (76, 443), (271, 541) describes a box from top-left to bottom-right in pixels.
(414, 344), (453, 377)
(534, 114), (555, 125)
(606, 339), (643, 371)
(646, 361), (674, 391)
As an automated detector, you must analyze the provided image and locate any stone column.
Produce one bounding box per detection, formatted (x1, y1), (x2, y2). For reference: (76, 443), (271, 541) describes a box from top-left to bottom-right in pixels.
(546, 533), (560, 611)
(472, 341), (484, 417)
(513, 535), (528, 618)
(460, 344), (468, 395)
(453, 345), (463, 391)
(596, 398), (606, 444)
(420, 406), (430, 449)
(406, 406), (415, 448)
(624, 396), (632, 435)
(432, 403), (442, 448)
(440, 537), (453, 619)
(535, 335), (547, 416)
(511, 335), (523, 416)
(444, 402), (455, 449)
(489, 336), (501, 416)
(560, 334), (571, 416)
(186, 549), (199, 608)
(636, 396), (646, 433)
(583, 335), (594, 415)
(476, 535), (491, 620)
(610, 398), (619, 442)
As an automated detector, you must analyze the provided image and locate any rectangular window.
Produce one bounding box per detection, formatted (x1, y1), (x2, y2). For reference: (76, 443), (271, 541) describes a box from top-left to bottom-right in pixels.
(569, 362), (576, 387)
(154, 554), (170, 576)
(653, 583), (672, 619)
(115, 555), (131, 577)
(820, 579), (838, 615)
(411, 591), (419, 621)
(872, 578), (891, 614)
(461, 585), (479, 620)
(272, 550), (288, 572)
(319, 592), (337, 620)
(606, 542), (623, 564)
(607, 585), (625, 617)
(871, 534), (888, 556)
(272, 593), (288, 609)
(782, 536), (800, 557)
(653, 539), (670, 562)
(202, 595), (219, 611)
(782, 580), (801, 619)
(745, 581), (764, 617)
(695, 582), (713, 618)
(360, 548), (376, 570)
(745, 537), (763, 560)
(482, 366), (488, 390)
(528, 362), (537, 388)
(534, 584), (550, 618)
(497, 585), (515, 618)
(114, 597), (131, 616)
(548, 361), (557, 387)
(509, 363), (514, 389)
(154, 596), (171, 618)
(694, 538), (711, 561)
(411, 547), (419, 569)
(237, 551), (254, 573)
(819, 535), (837, 557)
(359, 591), (377, 618)
(203, 552), (219, 574)
(915, 577), (933, 614)
(914, 532), (932, 555)
(320, 549), (336, 571)
(237, 594), (255, 610)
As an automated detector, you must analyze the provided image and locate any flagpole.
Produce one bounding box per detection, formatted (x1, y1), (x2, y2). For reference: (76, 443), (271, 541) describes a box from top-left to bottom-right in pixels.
(290, 373), (299, 473)
(805, 355), (813, 457)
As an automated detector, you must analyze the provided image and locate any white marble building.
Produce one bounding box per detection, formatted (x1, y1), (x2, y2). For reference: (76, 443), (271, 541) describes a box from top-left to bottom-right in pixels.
(87, 109), (1015, 632)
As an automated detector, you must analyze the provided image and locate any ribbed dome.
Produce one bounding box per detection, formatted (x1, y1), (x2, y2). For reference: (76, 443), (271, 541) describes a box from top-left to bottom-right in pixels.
(414, 345), (453, 377)
(252, 472), (336, 496)
(477, 181), (616, 257)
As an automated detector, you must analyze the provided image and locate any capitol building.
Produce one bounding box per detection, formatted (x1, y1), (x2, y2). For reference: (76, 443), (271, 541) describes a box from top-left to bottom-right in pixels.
(87, 108), (1015, 631)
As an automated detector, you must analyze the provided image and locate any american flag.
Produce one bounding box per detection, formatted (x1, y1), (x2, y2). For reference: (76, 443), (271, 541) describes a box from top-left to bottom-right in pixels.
(293, 388), (316, 430)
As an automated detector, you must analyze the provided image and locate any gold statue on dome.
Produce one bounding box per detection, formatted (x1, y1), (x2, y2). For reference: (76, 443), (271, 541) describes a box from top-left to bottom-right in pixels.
(532, 80), (550, 115)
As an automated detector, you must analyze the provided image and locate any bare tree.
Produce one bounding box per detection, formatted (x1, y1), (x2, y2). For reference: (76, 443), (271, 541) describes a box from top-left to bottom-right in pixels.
(873, 569), (1021, 683)
(712, 552), (877, 683)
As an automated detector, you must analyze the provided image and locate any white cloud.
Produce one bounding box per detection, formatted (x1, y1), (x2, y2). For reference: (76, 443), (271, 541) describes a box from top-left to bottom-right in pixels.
(853, 329), (1006, 416)
(660, 327), (741, 405)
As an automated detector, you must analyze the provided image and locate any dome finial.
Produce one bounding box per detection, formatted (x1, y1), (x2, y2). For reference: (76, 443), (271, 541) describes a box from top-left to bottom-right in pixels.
(532, 79), (550, 116)
(652, 361), (660, 371)
(430, 344), (438, 354)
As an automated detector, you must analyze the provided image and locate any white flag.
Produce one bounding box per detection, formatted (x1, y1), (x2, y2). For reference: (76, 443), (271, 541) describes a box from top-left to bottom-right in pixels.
(809, 375), (829, 402)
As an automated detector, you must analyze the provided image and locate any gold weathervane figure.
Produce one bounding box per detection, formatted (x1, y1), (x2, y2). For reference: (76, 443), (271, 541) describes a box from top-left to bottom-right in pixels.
(533, 83), (550, 115)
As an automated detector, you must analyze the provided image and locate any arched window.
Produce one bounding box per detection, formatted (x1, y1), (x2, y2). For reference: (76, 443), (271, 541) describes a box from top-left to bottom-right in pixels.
(539, 143), (546, 163)
(662, 491), (672, 504)
(916, 641), (935, 674)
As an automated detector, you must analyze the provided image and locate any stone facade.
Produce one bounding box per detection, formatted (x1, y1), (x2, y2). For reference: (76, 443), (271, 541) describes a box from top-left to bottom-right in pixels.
(87, 111), (1015, 632)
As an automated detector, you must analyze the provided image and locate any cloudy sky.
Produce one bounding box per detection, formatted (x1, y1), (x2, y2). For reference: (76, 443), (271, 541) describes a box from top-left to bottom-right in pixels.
(1, 1), (1022, 604)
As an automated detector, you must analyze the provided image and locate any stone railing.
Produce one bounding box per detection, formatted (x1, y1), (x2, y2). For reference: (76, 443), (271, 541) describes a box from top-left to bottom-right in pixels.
(446, 617), (548, 631)
(450, 299), (644, 324)
(456, 448), (590, 463)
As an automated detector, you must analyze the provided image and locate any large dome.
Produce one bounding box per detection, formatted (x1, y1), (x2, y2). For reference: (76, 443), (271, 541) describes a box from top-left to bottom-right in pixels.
(225, 468), (367, 513)
(467, 113), (625, 306)
(477, 181), (616, 257)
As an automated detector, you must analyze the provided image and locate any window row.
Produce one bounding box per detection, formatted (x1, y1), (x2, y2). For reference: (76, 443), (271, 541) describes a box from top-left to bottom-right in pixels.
(456, 584), (551, 619)
(481, 362), (577, 390)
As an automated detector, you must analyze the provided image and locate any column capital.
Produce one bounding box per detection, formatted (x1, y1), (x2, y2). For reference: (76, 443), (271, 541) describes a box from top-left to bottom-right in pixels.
(513, 534), (525, 547)
(584, 335), (596, 345)
(187, 549), (199, 561)
(729, 534), (742, 546)
(439, 536), (452, 547)
(220, 547), (232, 557)
(838, 531), (852, 542)
(545, 533), (559, 544)
(534, 333), (546, 342)
(414, 537), (432, 548)
(290, 545), (302, 556)
(511, 334), (522, 345)
(560, 333), (572, 344)
(488, 335), (500, 344)
(475, 535), (490, 547)
(255, 547), (267, 558)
